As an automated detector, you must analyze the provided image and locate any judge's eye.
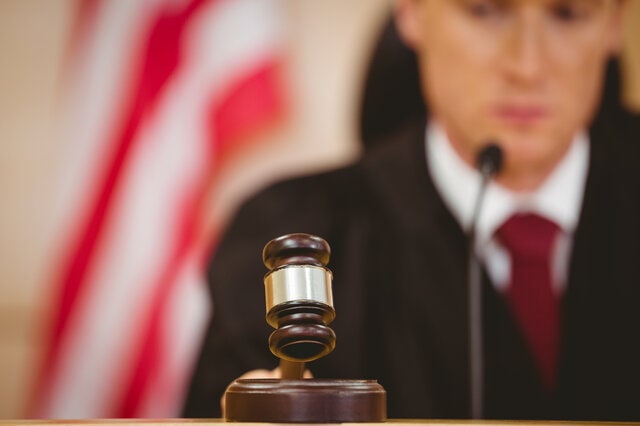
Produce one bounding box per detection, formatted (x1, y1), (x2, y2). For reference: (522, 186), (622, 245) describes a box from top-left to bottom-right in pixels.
(550, 1), (592, 23)
(463, 0), (507, 18)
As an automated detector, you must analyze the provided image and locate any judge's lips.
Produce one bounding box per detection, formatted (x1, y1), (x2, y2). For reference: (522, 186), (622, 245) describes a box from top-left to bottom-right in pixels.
(493, 105), (549, 126)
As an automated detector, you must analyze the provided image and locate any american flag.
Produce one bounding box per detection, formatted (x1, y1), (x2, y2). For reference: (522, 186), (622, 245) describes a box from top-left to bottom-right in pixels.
(32, 0), (286, 418)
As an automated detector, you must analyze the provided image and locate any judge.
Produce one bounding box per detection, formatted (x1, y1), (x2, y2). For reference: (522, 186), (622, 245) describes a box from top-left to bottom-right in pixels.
(184, 0), (640, 420)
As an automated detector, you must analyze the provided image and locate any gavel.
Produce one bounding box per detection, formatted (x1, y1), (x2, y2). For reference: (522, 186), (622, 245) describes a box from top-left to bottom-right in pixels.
(223, 233), (386, 423)
(263, 233), (335, 379)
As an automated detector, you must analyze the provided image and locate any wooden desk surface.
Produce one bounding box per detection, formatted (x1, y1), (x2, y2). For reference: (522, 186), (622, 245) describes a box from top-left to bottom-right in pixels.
(0, 420), (628, 426)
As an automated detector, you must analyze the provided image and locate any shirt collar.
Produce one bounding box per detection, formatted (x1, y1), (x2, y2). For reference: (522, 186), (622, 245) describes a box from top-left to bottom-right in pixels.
(426, 121), (590, 249)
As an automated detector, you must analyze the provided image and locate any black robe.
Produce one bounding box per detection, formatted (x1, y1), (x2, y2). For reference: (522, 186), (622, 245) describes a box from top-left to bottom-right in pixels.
(183, 107), (640, 420)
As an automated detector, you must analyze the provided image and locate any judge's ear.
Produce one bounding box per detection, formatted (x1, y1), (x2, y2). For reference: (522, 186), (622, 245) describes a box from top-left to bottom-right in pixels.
(394, 0), (422, 50)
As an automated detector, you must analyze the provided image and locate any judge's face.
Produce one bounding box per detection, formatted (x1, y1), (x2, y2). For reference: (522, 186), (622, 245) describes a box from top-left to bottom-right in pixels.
(396, 0), (626, 190)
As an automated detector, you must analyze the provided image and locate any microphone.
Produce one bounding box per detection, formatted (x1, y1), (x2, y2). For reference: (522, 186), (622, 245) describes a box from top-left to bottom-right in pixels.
(476, 144), (503, 179)
(468, 143), (503, 419)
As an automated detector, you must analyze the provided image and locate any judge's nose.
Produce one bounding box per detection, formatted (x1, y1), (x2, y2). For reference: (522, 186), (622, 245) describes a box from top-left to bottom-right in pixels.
(502, 16), (547, 86)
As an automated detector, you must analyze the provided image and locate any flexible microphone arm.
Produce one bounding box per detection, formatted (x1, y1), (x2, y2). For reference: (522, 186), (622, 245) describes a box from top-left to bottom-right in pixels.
(468, 143), (503, 419)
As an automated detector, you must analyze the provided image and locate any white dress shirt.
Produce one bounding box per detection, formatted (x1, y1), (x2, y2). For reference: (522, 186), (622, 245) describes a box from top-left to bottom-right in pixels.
(426, 122), (590, 295)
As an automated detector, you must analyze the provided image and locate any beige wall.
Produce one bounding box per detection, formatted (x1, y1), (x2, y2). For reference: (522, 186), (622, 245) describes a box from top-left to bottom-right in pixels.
(623, 0), (640, 110)
(0, 0), (74, 419)
(0, 0), (639, 419)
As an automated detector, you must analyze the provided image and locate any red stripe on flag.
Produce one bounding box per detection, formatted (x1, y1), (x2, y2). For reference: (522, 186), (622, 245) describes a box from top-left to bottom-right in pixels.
(37, 0), (211, 413)
(211, 59), (286, 157)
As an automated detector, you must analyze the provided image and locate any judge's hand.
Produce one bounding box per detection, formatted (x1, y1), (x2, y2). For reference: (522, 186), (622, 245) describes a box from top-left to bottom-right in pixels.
(220, 366), (313, 415)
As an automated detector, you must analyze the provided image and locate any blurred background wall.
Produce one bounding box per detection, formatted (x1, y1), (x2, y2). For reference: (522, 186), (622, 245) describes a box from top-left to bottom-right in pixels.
(0, 0), (391, 418)
(0, 0), (639, 419)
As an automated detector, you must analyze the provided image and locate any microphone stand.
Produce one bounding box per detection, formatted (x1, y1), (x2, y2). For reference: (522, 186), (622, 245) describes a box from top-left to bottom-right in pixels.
(468, 144), (502, 419)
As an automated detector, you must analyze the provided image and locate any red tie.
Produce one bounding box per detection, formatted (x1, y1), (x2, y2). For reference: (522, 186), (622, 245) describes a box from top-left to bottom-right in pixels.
(496, 213), (560, 390)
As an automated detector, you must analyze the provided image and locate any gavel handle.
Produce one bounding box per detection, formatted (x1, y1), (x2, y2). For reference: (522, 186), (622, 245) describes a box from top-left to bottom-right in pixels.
(279, 359), (305, 380)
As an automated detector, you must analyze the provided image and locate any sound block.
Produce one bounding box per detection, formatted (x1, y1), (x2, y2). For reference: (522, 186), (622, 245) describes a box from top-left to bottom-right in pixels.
(223, 378), (387, 423)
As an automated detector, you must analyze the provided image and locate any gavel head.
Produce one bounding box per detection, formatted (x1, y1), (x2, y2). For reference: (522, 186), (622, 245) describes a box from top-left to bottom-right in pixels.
(263, 233), (336, 363)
